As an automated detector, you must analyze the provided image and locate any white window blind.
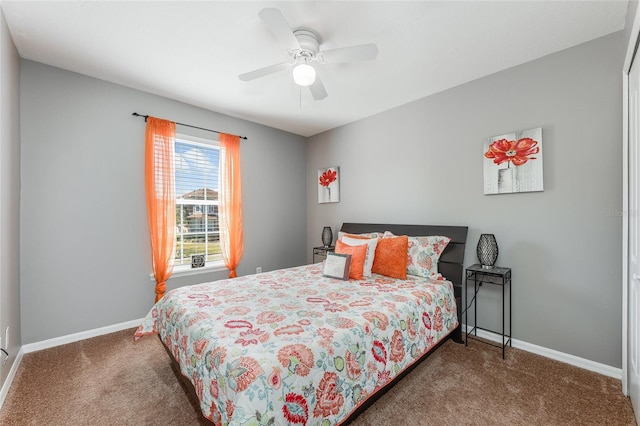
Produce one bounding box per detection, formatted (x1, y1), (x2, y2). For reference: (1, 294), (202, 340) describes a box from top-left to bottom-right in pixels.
(174, 134), (222, 266)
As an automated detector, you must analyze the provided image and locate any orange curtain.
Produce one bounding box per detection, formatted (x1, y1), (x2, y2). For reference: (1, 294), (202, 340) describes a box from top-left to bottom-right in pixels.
(219, 133), (244, 278)
(145, 117), (176, 302)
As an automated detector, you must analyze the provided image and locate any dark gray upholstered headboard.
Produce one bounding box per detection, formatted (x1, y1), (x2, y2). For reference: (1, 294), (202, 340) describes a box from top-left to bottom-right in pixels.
(339, 223), (469, 288)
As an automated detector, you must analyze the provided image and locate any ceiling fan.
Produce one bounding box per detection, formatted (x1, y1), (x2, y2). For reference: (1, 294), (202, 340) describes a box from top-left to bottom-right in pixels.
(239, 8), (379, 101)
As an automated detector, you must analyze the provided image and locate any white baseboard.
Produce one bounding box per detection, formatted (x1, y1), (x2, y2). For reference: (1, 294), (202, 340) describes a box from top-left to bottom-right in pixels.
(0, 347), (25, 411)
(462, 324), (622, 380)
(21, 318), (143, 354)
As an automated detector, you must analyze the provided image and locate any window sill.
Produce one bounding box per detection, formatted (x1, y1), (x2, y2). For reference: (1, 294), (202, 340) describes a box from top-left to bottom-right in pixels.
(148, 262), (227, 282)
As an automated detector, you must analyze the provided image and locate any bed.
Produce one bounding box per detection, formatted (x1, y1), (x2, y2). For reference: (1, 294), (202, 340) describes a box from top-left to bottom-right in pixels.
(135, 223), (468, 425)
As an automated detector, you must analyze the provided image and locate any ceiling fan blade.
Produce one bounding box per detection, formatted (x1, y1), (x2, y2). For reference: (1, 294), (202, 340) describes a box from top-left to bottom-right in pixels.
(258, 8), (300, 51)
(320, 43), (379, 63)
(309, 75), (328, 101)
(239, 62), (290, 82)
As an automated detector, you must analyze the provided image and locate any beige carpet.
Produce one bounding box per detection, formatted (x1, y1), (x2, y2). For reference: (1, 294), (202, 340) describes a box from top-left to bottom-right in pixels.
(0, 328), (635, 425)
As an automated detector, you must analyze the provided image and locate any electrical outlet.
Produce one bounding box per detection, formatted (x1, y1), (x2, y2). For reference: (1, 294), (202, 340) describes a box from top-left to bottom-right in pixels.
(256, 267), (262, 273)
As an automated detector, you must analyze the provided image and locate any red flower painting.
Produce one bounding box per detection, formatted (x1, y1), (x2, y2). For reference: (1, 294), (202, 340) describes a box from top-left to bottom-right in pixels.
(483, 128), (544, 195)
(318, 167), (339, 203)
(484, 137), (539, 166)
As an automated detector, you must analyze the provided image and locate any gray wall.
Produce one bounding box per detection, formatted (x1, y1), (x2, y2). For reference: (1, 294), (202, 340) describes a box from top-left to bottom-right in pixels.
(0, 9), (20, 386)
(626, 1), (639, 49)
(20, 60), (307, 344)
(307, 32), (625, 368)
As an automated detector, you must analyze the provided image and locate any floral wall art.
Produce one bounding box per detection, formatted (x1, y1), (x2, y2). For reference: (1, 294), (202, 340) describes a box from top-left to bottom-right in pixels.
(483, 127), (543, 195)
(318, 166), (340, 203)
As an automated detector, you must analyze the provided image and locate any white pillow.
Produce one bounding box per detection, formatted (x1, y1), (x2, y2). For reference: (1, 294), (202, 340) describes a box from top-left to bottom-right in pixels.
(340, 235), (379, 277)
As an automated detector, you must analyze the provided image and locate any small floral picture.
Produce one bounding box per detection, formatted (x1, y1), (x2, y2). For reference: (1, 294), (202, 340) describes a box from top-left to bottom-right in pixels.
(483, 127), (543, 195)
(318, 166), (340, 203)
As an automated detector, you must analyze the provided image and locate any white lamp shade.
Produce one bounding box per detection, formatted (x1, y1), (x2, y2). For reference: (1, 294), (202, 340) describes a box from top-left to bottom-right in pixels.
(292, 63), (316, 87)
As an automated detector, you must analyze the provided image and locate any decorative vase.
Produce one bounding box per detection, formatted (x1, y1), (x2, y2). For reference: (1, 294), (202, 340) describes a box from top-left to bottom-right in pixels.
(477, 234), (498, 269)
(322, 226), (333, 247)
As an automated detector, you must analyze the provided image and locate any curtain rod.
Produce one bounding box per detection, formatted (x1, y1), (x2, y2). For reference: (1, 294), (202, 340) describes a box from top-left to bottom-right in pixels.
(132, 112), (247, 140)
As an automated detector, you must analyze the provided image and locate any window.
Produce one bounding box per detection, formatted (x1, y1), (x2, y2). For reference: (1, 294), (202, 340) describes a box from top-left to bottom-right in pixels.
(174, 134), (223, 267)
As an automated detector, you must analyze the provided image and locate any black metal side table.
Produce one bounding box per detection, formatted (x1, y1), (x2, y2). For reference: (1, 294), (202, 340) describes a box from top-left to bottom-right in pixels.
(465, 264), (512, 359)
(312, 246), (335, 263)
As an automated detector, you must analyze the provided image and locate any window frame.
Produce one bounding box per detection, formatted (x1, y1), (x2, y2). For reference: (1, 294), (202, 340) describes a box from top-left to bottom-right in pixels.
(171, 133), (226, 277)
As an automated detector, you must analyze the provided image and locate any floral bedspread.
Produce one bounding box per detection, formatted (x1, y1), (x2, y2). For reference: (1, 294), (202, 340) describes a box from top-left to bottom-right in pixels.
(134, 263), (458, 426)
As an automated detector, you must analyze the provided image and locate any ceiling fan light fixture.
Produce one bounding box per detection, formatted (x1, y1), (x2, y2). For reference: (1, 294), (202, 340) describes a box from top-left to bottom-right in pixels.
(292, 62), (316, 87)
(240, 8), (378, 101)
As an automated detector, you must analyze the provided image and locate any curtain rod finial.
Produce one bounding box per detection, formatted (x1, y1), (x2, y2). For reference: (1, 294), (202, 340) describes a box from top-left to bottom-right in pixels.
(132, 112), (148, 122)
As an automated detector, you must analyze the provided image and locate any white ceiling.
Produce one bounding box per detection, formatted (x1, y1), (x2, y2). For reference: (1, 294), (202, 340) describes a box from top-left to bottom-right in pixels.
(0, 1), (630, 137)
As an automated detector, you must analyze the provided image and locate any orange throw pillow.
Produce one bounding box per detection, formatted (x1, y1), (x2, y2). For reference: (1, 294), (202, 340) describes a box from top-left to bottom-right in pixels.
(335, 240), (367, 280)
(372, 235), (409, 279)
